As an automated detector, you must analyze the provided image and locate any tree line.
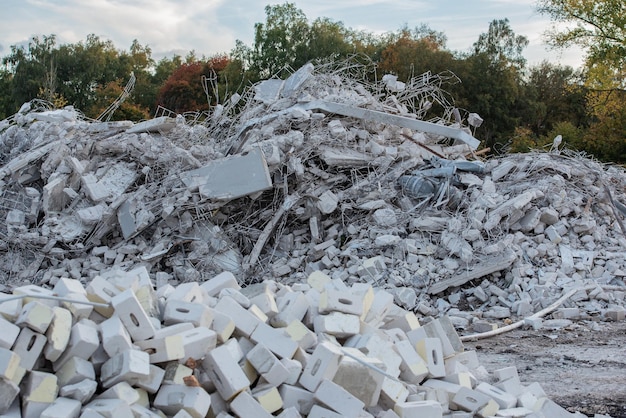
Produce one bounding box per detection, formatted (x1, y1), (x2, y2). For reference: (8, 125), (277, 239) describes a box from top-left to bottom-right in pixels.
(0, 1), (624, 161)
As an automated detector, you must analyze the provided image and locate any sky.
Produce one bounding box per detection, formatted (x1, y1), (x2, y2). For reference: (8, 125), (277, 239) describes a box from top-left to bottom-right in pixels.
(0, 0), (585, 69)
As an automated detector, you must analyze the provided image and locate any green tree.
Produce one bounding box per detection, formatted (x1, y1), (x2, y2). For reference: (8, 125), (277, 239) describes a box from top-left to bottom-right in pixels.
(0, 68), (14, 119)
(473, 18), (529, 69)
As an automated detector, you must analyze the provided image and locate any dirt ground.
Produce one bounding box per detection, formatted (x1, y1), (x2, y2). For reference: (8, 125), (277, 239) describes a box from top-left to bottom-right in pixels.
(462, 320), (626, 417)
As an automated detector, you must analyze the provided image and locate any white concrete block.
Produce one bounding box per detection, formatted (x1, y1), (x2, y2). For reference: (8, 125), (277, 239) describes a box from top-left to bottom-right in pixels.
(211, 310), (235, 343)
(476, 382), (517, 408)
(444, 350), (480, 375)
(60, 292), (94, 320)
(153, 384), (212, 418)
(250, 322), (298, 359)
(82, 398), (133, 417)
(44, 307), (72, 362)
(307, 271), (332, 292)
(364, 289), (394, 326)
(246, 343), (290, 386)
(379, 377), (410, 411)
(40, 397), (81, 418)
(332, 348), (385, 407)
(59, 379), (98, 403)
(0, 378), (19, 414)
(20, 371), (58, 418)
(394, 400), (443, 417)
(249, 291), (279, 318)
(383, 311), (421, 332)
(394, 340), (429, 384)
(252, 384), (283, 413)
(12, 285), (57, 307)
(85, 276), (120, 317)
(315, 378), (365, 416)
(0, 347), (21, 381)
(97, 381), (140, 404)
(136, 334), (185, 363)
(110, 289), (156, 341)
(131, 404), (167, 418)
(178, 326), (218, 362)
(15, 301), (53, 334)
(314, 312), (361, 338)
(167, 282), (205, 303)
(163, 299), (213, 328)
(100, 315), (134, 357)
(56, 356), (95, 387)
(0, 316), (20, 350)
(284, 319), (318, 350)
(200, 271), (240, 297)
(100, 349), (150, 388)
(271, 291), (309, 327)
(213, 296), (261, 337)
(452, 387), (492, 413)
(202, 344), (250, 400)
(308, 405), (343, 418)
(53, 320), (100, 371)
(276, 407), (302, 418)
(229, 390), (273, 418)
(319, 288), (363, 316)
(281, 357), (303, 385)
(162, 362), (193, 385)
(415, 337), (446, 378)
(299, 341), (343, 392)
(279, 384), (315, 415)
(133, 364), (165, 394)
(0, 292), (22, 321)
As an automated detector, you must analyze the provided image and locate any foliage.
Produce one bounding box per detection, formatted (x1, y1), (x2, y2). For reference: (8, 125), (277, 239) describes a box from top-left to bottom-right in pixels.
(473, 18), (529, 69)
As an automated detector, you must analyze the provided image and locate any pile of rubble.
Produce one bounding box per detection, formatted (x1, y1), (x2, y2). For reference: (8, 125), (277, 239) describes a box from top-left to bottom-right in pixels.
(0, 58), (624, 415)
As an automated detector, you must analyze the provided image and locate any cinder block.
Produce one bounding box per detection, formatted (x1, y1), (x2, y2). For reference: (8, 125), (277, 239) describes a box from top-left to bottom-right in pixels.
(56, 356), (95, 387)
(332, 347), (385, 407)
(0, 347), (20, 380)
(136, 334), (185, 363)
(82, 398), (133, 417)
(153, 384), (212, 418)
(0, 316), (20, 349)
(315, 378), (365, 416)
(252, 384), (283, 413)
(200, 271), (240, 297)
(317, 310), (362, 338)
(284, 319), (317, 350)
(133, 364), (165, 394)
(111, 289), (156, 341)
(230, 390), (273, 418)
(299, 341), (343, 391)
(0, 378), (19, 414)
(415, 337), (446, 378)
(44, 307), (72, 362)
(100, 315), (133, 357)
(213, 296), (261, 337)
(163, 299), (213, 328)
(53, 320), (100, 370)
(271, 291), (309, 327)
(40, 397), (81, 418)
(279, 384), (315, 415)
(100, 349), (150, 388)
(394, 340), (429, 384)
(246, 343), (290, 386)
(16, 301), (53, 334)
(250, 322), (298, 359)
(202, 344), (250, 400)
(394, 400), (443, 418)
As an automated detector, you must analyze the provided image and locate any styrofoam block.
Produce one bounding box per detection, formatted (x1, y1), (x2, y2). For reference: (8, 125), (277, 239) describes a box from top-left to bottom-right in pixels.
(111, 289), (156, 342)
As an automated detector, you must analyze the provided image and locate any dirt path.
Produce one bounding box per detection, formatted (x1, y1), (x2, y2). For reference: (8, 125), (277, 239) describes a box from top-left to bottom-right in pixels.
(462, 321), (626, 417)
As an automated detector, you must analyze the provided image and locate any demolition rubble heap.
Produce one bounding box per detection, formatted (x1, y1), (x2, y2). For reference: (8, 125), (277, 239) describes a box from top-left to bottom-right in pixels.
(0, 59), (623, 416)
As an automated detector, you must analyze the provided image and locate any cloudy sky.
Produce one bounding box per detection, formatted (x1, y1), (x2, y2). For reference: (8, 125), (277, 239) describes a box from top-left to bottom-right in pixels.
(0, 0), (584, 68)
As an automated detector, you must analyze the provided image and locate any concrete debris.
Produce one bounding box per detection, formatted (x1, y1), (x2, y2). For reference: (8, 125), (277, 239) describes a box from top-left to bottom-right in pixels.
(0, 60), (625, 415)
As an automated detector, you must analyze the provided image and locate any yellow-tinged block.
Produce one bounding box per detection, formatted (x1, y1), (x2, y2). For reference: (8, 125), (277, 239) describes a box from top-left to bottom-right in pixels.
(307, 271), (331, 292)
(285, 319), (317, 349)
(0, 348), (21, 381)
(24, 371), (58, 402)
(163, 363), (193, 385)
(253, 386), (283, 413)
(478, 399), (500, 417)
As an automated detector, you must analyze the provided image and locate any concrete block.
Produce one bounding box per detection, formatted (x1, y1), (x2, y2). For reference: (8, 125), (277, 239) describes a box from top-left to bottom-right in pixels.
(421, 379), (462, 404)
(199, 271), (240, 297)
(111, 289), (156, 341)
(167, 282), (205, 303)
(314, 312), (361, 338)
(363, 289), (394, 326)
(247, 343), (290, 386)
(250, 322), (298, 359)
(476, 382), (516, 408)
(394, 340), (429, 384)
(0, 316), (20, 349)
(279, 384), (315, 415)
(276, 407), (302, 418)
(44, 307), (72, 362)
(133, 364), (165, 394)
(56, 356), (95, 387)
(452, 387), (492, 413)
(214, 296), (261, 337)
(16, 301), (53, 334)
(332, 347), (385, 407)
(136, 334), (185, 363)
(97, 381), (140, 404)
(0, 348), (20, 381)
(284, 319), (317, 350)
(100, 349), (150, 388)
(58, 379), (98, 403)
(40, 397), (81, 418)
(163, 362), (193, 385)
(394, 400), (443, 418)
(220, 288), (251, 308)
(494, 407), (534, 416)
(100, 315), (133, 357)
(308, 405), (343, 418)
(281, 357), (303, 385)
(315, 378), (365, 416)
(0, 378), (20, 414)
(379, 377), (410, 410)
(415, 338), (446, 378)
(230, 390), (273, 418)
(271, 291), (309, 327)
(82, 398), (133, 417)
(299, 341), (343, 391)
(178, 326), (218, 362)
(131, 404), (166, 418)
(493, 366), (518, 382)
(319, 288), (363, 316)
(12, 285), (57, 307)
(307, 271), (332, 292)
(444, 351), (480, 375)
(345, 332), (402, 377)
(0, 292), (22, 321)
(153, 384), (212, 418)
(383, 311), (421, 332)
(350, 283), (375, 320)
(20, 371), (58, 418)
(252, 384), (283, 413)
(164, 299), (213, 328)
(202, 344), (250, 400)
(53, 320), (100, 370)
(442, 372), (473, 388)
(249, 290), (279, 318)
(85, 276), (120, 317)
(60, 292), (94, 320)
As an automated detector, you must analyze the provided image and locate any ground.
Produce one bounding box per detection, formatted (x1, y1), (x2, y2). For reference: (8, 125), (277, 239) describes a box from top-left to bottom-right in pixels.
(462, 321), (626, 417)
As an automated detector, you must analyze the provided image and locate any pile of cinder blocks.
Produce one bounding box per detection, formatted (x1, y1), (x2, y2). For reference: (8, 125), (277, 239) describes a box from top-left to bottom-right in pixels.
(0, 268), (586, 417)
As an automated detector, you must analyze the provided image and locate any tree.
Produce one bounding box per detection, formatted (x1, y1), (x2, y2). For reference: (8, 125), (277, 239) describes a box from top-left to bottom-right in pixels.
(157, 62), (212, 113)
(473, 18), (529, 69)
(537, 0), (625, 77)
